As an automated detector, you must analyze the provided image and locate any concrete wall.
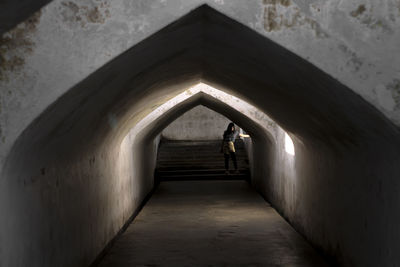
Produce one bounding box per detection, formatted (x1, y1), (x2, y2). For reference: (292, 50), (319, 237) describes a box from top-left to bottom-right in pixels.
(162, 105), (230, 140)
(1, 2), (400, 267)
(0, 115), (158, 266)
(0, 135), (154, 266)
(1, 0), (400, 169)
(260, 132), (400, 266)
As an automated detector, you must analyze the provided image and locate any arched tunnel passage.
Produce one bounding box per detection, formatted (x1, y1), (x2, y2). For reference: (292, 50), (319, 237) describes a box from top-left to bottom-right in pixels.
(1, 4), (400, 267)
(95, 85), (320, 265)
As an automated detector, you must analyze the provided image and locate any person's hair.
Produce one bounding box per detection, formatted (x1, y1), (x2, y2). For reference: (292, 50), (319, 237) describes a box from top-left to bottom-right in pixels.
(224, 122), (235, 138)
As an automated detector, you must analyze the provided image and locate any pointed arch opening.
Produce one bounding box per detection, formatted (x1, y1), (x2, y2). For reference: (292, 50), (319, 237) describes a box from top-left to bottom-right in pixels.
(1, 5), (400, 267)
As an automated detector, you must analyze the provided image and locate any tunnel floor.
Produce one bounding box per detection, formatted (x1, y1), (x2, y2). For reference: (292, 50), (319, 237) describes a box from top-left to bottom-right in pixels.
(97, 180), (329, 266)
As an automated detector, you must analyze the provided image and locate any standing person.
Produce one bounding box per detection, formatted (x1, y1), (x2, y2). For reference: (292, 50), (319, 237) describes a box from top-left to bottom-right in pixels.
(221, 122), (250, 174)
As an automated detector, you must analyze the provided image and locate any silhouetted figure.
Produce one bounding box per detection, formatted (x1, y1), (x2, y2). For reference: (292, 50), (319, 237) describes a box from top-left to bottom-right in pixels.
(221, 122), (249, 174)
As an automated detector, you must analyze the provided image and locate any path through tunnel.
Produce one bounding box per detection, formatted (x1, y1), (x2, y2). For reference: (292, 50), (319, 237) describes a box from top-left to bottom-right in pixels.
(1, 4), (400, 267)
(97, 180), (329, 267)
(95, 92), (330, 266)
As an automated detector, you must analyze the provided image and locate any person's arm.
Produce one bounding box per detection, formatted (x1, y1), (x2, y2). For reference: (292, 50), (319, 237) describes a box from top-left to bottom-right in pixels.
(237, 129), (250, 138)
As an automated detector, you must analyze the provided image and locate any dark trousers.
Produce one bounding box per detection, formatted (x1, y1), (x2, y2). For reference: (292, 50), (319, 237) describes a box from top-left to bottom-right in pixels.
(224, 152), (237, 170)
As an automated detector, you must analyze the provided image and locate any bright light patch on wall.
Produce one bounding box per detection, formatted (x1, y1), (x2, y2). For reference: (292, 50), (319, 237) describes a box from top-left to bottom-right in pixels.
(285, 133), (295, 155)
(129, 83), (277, 136)
(124, 83), (288, 151)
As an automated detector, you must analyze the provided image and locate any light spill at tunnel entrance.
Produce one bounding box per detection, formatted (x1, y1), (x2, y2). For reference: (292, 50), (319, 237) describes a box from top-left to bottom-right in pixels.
(120, 82), (297, 202)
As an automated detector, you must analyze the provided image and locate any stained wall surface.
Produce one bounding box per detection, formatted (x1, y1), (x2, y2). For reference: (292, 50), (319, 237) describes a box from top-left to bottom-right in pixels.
(1, 0), (400, 167)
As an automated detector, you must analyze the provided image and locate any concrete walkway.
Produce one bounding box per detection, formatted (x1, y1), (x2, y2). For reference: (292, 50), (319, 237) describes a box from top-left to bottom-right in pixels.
(97, 181), (329, 266)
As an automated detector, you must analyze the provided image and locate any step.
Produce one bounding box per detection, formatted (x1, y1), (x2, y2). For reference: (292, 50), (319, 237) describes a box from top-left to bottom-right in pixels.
(156, 164), (249, 169)
(156, 168), (249, 176)
(157, 159), (248, 164)
(157, 159), (249, 163)
(158, 152), (246, 156)
(158, 145), (245, 150)
(159, 140), (245, 145)
(157, 153), (248, 157)
(155, 139), (250, 182)
(157, 157), (249, 161)
(156, 165), (249, 171)
(156, 173), (249, 181)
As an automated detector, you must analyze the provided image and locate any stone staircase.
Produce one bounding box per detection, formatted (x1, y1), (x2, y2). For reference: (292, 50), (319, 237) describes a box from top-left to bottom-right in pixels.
(155, 139), (250, 182)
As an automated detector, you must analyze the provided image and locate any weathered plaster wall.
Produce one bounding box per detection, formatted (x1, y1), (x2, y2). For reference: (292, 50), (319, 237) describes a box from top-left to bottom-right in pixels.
(1, 0), (400, 170)
(1, 2), (400, 267)
(0, 137), (148, 266)
(270, 136), (400, 266)
(162, 105), (230, 140)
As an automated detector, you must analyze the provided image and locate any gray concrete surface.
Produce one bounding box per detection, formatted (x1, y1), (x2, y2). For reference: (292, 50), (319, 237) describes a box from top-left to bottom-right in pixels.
(162, 105), (231, 140)
(1, 4), (400, 267)
(1, 0), (400, 169)
(97, 180), (329, 267)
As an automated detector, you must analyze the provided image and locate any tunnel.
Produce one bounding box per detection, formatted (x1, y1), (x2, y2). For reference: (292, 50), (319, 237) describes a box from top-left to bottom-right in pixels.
(1, 3), (400, 267)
